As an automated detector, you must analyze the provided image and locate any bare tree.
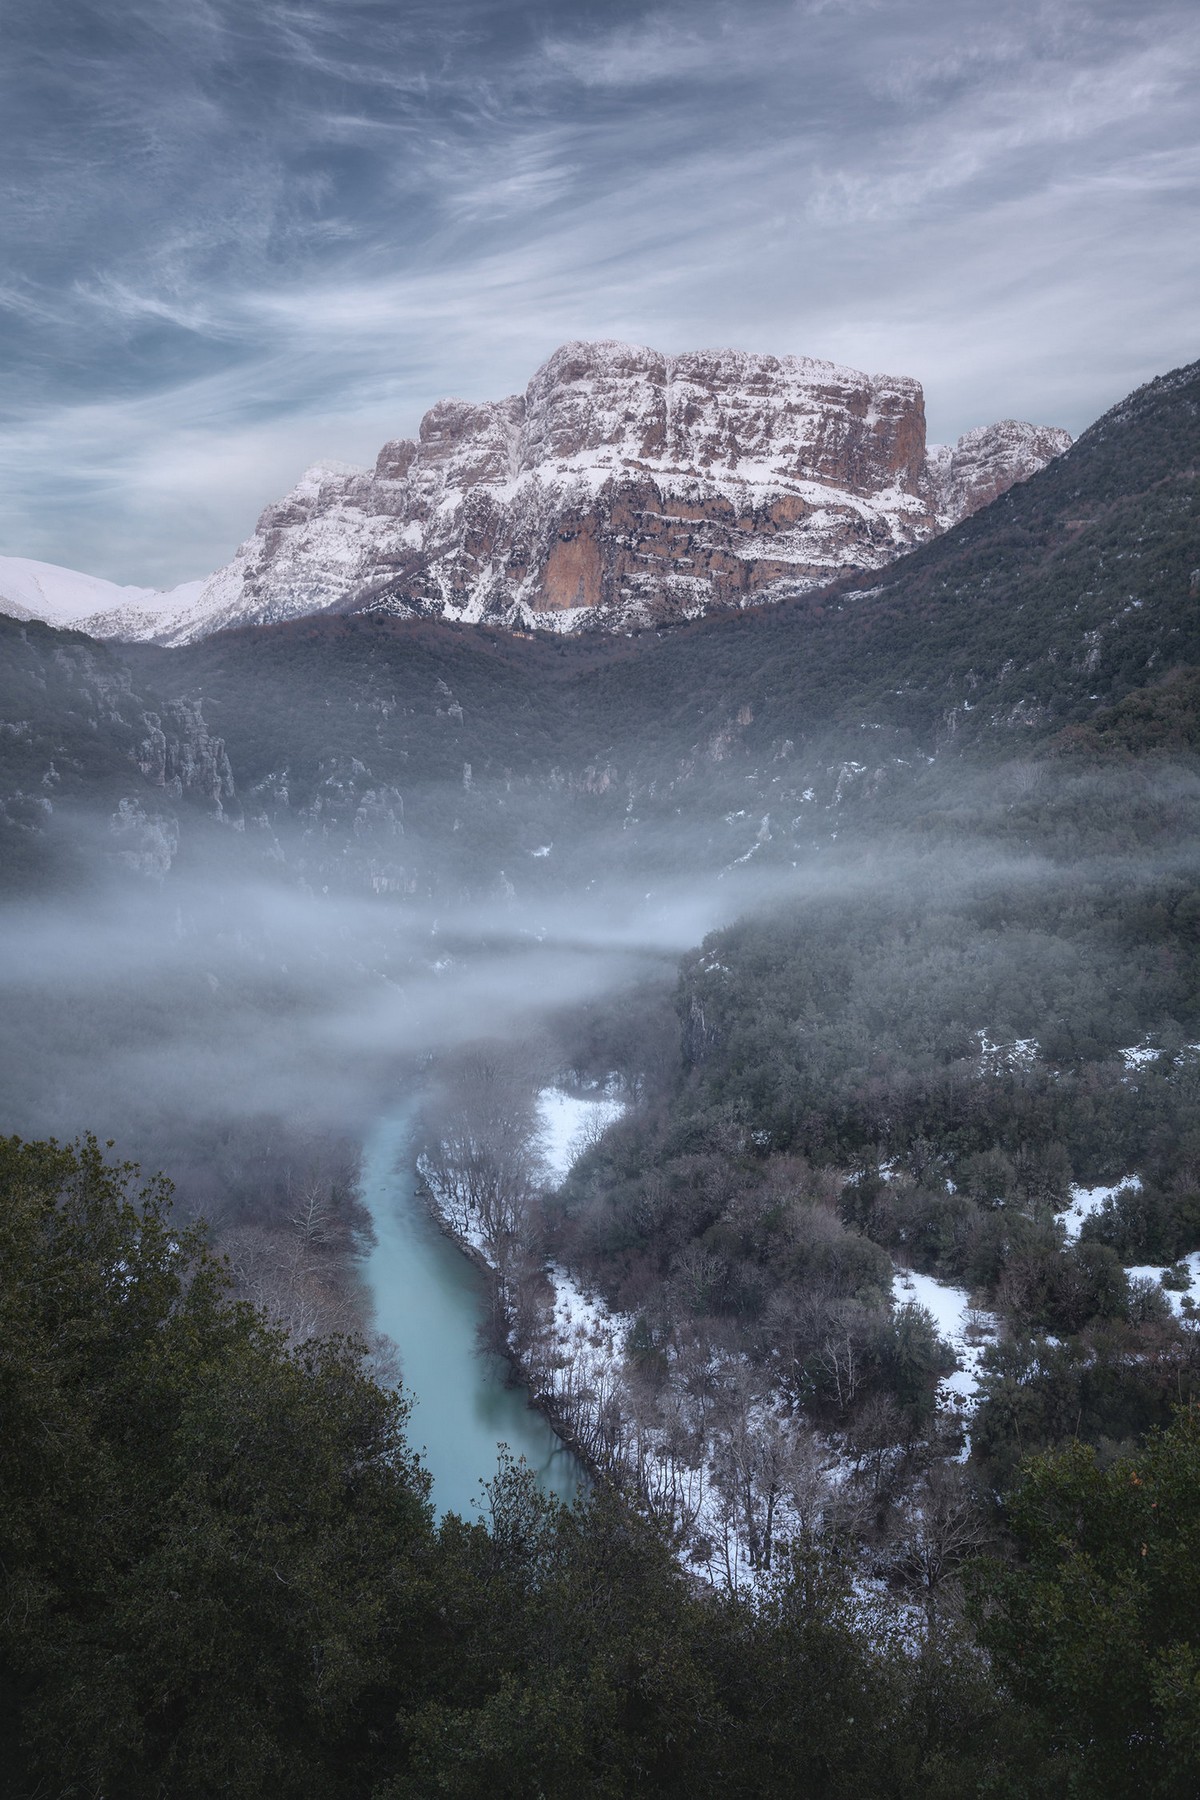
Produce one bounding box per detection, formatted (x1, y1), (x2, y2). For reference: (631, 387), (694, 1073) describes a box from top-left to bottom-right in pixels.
(710, 1363), (791, 1572)
(419, 1043), (544, 1257)
(892, 1464), (988, 1645)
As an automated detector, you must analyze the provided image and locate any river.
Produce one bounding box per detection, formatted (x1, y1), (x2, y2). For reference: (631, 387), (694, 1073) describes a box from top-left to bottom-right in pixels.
(359, 1114), (582, 1518)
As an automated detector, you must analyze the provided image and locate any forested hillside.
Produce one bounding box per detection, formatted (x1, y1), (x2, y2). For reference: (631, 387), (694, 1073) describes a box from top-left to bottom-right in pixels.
(4, 1135), (1198, 1799)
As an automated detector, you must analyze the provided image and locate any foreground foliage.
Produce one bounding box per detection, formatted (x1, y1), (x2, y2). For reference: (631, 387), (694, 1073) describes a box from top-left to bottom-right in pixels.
(2, 1136), (1197, 1798)
(975, 1415), (1200, 1798)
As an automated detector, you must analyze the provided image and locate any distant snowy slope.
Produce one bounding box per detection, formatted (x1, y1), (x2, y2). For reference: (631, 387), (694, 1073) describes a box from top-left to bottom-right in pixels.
(0, 554), (207, 641)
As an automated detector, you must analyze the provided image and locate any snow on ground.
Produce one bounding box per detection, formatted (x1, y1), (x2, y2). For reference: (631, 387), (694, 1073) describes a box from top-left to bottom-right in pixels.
(536, 1087), (624, 1185)
(431, 1089), (1027, 1589)
(545, 1263), (626, 1352)
(1126, 1250), (1200, 1317)
(892, 1266), (998, 1416)
(416, 1156), (494, 1263)
(1061, 1175), (1141, 1241)
(1120, 1042), (1161, 1069)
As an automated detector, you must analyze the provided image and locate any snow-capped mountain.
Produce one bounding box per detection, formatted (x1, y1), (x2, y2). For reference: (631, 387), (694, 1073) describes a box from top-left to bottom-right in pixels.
(925, 418), (1075, 522)
(0, 342), (1071, 645)
(0, 556), (208, 641)
(192, 342), (1070, 639)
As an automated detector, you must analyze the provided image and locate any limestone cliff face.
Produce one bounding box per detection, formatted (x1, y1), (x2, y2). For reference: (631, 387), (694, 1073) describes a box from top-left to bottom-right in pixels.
(185, 342), (1070, 640)
(135, 698), (236, 816)
(926, 420), (1073, 524)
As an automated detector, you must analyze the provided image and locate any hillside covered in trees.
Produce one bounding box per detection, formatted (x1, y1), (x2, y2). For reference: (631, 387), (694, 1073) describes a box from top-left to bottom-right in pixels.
(4, 1136), (1199, 1799)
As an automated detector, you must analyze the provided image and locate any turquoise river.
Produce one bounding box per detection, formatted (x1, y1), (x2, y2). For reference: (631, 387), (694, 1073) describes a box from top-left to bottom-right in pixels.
(359, 1116), (581, 1518)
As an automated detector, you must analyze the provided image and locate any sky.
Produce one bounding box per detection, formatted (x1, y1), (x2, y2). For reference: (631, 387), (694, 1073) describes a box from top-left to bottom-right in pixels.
(2, 0), (1197, 587)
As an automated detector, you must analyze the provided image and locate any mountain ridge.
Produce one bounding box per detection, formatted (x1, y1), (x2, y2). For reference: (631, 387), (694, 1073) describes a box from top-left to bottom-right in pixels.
(0, 555), (205, 639)
(0, 340), (1069, 646)
(192, 339), (1069, 640)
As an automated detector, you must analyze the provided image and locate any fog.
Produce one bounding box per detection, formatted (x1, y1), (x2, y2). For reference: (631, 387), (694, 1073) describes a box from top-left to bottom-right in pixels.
(0, 855), (767, 1183)
(0, 814), (1182, 1176)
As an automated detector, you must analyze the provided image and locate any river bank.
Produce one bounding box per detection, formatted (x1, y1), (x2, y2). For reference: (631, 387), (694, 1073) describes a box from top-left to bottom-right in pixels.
(358, 1114), (581, 1518)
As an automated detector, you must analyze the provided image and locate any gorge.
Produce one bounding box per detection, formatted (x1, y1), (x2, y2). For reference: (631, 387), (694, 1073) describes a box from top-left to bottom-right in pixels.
(2, 348), (1198, 1796)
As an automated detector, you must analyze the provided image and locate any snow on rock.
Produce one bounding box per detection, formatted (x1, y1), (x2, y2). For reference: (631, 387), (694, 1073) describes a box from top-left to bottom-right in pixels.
(174, 341), (1071, 642)
(1061, 1175), (1142, 1242)
(926, 420), (1072, 523)
(0, 348), (1070, 646)
(536, 1086), (624, 1185)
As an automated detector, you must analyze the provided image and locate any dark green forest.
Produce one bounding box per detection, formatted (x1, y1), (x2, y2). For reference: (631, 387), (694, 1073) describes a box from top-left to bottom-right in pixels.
(4, 1136), (1198, 1799)
(547, 850), (1200, 1492)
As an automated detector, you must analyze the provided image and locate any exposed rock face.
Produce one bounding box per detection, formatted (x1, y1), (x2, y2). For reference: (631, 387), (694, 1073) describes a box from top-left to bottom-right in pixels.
(135, 698), (236, 816)
(926, 420), (1073, 523)
(178, 342), (1073, 640)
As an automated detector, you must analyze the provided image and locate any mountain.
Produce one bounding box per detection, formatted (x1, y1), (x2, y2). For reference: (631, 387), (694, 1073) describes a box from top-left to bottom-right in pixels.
(0, 343), (1069, 647)
(2, 354), (1190, 901)
(0, 555), (207, 640)
(190, 341), (1069, 639)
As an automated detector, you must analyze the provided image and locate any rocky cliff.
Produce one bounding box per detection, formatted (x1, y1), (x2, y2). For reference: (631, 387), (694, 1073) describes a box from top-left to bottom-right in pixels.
(108, 343), (1077, 641)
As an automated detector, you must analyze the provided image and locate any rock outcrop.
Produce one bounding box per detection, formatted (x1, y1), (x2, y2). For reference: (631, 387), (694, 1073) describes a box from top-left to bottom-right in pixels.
(135, 698), (236, 817)
(925, 419), (1074, 524)
(96, 343), (1079, 641)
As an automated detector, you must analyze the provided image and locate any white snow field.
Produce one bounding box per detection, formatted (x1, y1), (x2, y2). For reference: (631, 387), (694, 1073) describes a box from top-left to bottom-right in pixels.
(536, 1087), (625, 1184)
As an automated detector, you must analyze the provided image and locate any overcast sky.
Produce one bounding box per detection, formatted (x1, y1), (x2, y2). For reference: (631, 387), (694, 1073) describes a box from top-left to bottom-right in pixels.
(2, 0), (1197, 586)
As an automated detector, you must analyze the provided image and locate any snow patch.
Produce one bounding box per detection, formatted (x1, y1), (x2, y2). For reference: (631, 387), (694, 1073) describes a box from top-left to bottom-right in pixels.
(892, 1266), (998, 1427)
(536, 1087), (624, 1185)
(1126, 1251), (1200, 1316)
(1120, 1042), (1161, 1069)
(1061, 1175), (1141, 1242)
(975, 1029), (1039, 1075)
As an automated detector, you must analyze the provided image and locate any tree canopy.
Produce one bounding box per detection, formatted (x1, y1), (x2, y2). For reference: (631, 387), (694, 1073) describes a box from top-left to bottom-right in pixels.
(2, 1133), (1197, 1799)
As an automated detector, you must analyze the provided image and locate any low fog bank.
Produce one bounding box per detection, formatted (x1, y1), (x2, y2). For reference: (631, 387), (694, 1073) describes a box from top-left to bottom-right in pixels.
(3, 730), (1198, 1339)
(0, 878), (666, 1183)
(0, 852), (766, 1239)
(3, 815), (1193, 1186)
